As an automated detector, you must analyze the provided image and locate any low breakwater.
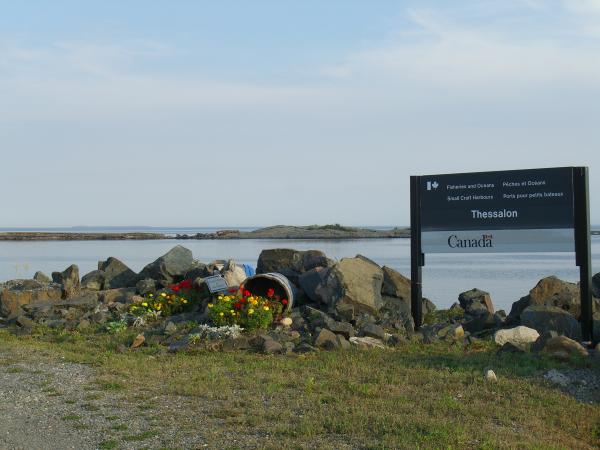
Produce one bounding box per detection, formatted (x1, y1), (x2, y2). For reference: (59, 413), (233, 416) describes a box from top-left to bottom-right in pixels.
(0, 225), (411, 241)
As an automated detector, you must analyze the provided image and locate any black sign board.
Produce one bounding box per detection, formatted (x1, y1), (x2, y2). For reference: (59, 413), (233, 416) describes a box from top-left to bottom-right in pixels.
(421, 167), (574, 231)
(204, 275), (229, 293)
(418, 167), (576, 253)
(409, 167), (594, 344)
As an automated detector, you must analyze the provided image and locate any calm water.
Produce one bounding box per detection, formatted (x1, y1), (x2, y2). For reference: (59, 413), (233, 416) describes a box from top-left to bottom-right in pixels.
(1, 237), (598, 312)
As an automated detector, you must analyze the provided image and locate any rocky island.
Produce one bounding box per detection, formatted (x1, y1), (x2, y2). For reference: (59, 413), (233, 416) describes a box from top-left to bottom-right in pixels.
(0, 225), (410, 241)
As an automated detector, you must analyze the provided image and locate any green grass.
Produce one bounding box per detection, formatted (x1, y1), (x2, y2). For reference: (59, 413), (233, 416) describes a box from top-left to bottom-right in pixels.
(0, 327), (598, 449)
(99, 440), (118, 450)
(62, 414), (81, 421)
(123, 430), (158, 442)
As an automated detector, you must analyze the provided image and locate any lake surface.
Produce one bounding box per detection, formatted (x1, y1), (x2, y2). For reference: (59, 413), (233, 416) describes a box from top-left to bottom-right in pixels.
(0, 237), (598, 312)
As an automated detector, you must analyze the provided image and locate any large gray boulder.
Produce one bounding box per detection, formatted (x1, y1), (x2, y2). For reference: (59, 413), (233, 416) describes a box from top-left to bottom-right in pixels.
(459, 288), (494, 315)
(508, 276), (599, 322)
(81, 270), (106, 291)
(0, 280), (63, 317)
(138, 246), (194, 287)
(520, 305), (582, 340)
(52, 265), (80, 298)
(321, 255), (384, 321)
(98, 257), (138, 289)
(298, 267), (332, 303)
(256, 249), (332, 283)
(381, 266), (411, 299)
(592, 272), (600, 298)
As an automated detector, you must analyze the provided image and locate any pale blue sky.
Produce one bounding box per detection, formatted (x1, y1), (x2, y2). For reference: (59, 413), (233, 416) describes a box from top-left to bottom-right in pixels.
(1, 0), (599, 226)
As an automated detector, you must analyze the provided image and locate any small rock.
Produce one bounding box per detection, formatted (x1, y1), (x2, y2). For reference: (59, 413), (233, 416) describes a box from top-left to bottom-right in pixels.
(164, 321), (177, 335)
(262, 338), (283, 354)
(497, 342), (527, 354)
(288, 330), (301, 340)
(280, 317), (293, 327)
(222, 336), (251, 351)
(438, 324), (465, 341)
(33, 271), (52, 284)
(136, 279), (156, 296)
(349, 336), (386, 349)
(294, 343), (317, 354)
(314, 328), (339, 350)
(16, 315), (35, 329)
(542, 335), (588, 359)
(98, 257), (138, 289)
(336, 334), (351, 349)
(531, 330), (559, 353)
(325, 320), (356, 339)
(76, 318), (90, 329)
(459, 288), (495, 315)
(131, 334), (145, 348)
(168, 336), (190, 352)
(52, 264), (80, 298)
(361, 323), (386, 340)
(81, 270), (106, 291)
(544, 369), (570, 387)
(484, 369), (497, 383)
(494, 326), (540, 348)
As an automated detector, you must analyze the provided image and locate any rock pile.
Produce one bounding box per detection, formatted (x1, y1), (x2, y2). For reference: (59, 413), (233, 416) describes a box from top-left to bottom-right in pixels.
(0, 246), (598, 357)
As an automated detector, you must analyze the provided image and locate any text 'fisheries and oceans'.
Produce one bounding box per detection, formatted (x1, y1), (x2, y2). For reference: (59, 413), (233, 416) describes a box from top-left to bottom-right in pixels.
(447, 183), (495, 190)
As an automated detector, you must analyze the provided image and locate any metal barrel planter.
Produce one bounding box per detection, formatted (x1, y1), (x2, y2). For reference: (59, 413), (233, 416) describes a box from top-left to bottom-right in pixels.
(242, 272), (295, 311)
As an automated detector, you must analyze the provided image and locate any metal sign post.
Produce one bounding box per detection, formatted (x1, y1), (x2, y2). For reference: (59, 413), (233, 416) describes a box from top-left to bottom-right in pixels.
(573, 167), (593, 342)
(410, 175), (424, 329)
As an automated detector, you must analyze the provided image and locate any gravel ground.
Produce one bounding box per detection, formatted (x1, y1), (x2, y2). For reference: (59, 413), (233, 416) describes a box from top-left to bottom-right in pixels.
(0, 349), (214, 449)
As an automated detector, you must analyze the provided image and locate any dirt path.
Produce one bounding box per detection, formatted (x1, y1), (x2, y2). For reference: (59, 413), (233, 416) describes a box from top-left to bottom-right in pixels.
(0, 350), (212, 450)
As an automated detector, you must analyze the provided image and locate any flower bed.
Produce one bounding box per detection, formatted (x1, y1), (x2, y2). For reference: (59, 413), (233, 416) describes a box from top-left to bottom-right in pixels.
(208, 287), (288, 331)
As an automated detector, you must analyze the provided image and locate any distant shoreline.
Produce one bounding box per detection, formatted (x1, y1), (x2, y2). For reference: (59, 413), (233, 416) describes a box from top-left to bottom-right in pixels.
(0, 225), (597, 241)
(0, 225), (410, 241)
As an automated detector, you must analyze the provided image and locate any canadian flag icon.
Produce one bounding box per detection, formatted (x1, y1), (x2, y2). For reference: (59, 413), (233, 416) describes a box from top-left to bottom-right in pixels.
(426, 181), (439, 191)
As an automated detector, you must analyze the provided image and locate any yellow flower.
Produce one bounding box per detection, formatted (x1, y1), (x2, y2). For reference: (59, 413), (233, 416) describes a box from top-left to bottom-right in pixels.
(161, 292), (167, 297)
(149, 293), (153, 297)
(141, 302), (148, 307)
(248, 308), (254, 315)
(207, 303), (213, 308)
(230, 309), (234, 314)
(182, 299), (188, 304)
(156, 304), (162, 310)
(218, 295), (223, 300)
(219, 312), (224, 317)
(263, 306), (269, 311)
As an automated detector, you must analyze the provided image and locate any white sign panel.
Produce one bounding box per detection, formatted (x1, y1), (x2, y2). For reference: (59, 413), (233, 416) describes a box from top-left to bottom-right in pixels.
(422, 228), (574, 253)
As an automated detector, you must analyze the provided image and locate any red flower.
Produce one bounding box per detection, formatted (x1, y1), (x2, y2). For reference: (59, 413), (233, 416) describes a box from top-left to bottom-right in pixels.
(234, 302), (242, 310)
(179, 279), (192, 289)
(267, 288), (275, 298)
(281, 299), (288, 305)
(172, 285), (181, 292)
(228, 288), (238, 294)
(243, 290), (251, 297)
